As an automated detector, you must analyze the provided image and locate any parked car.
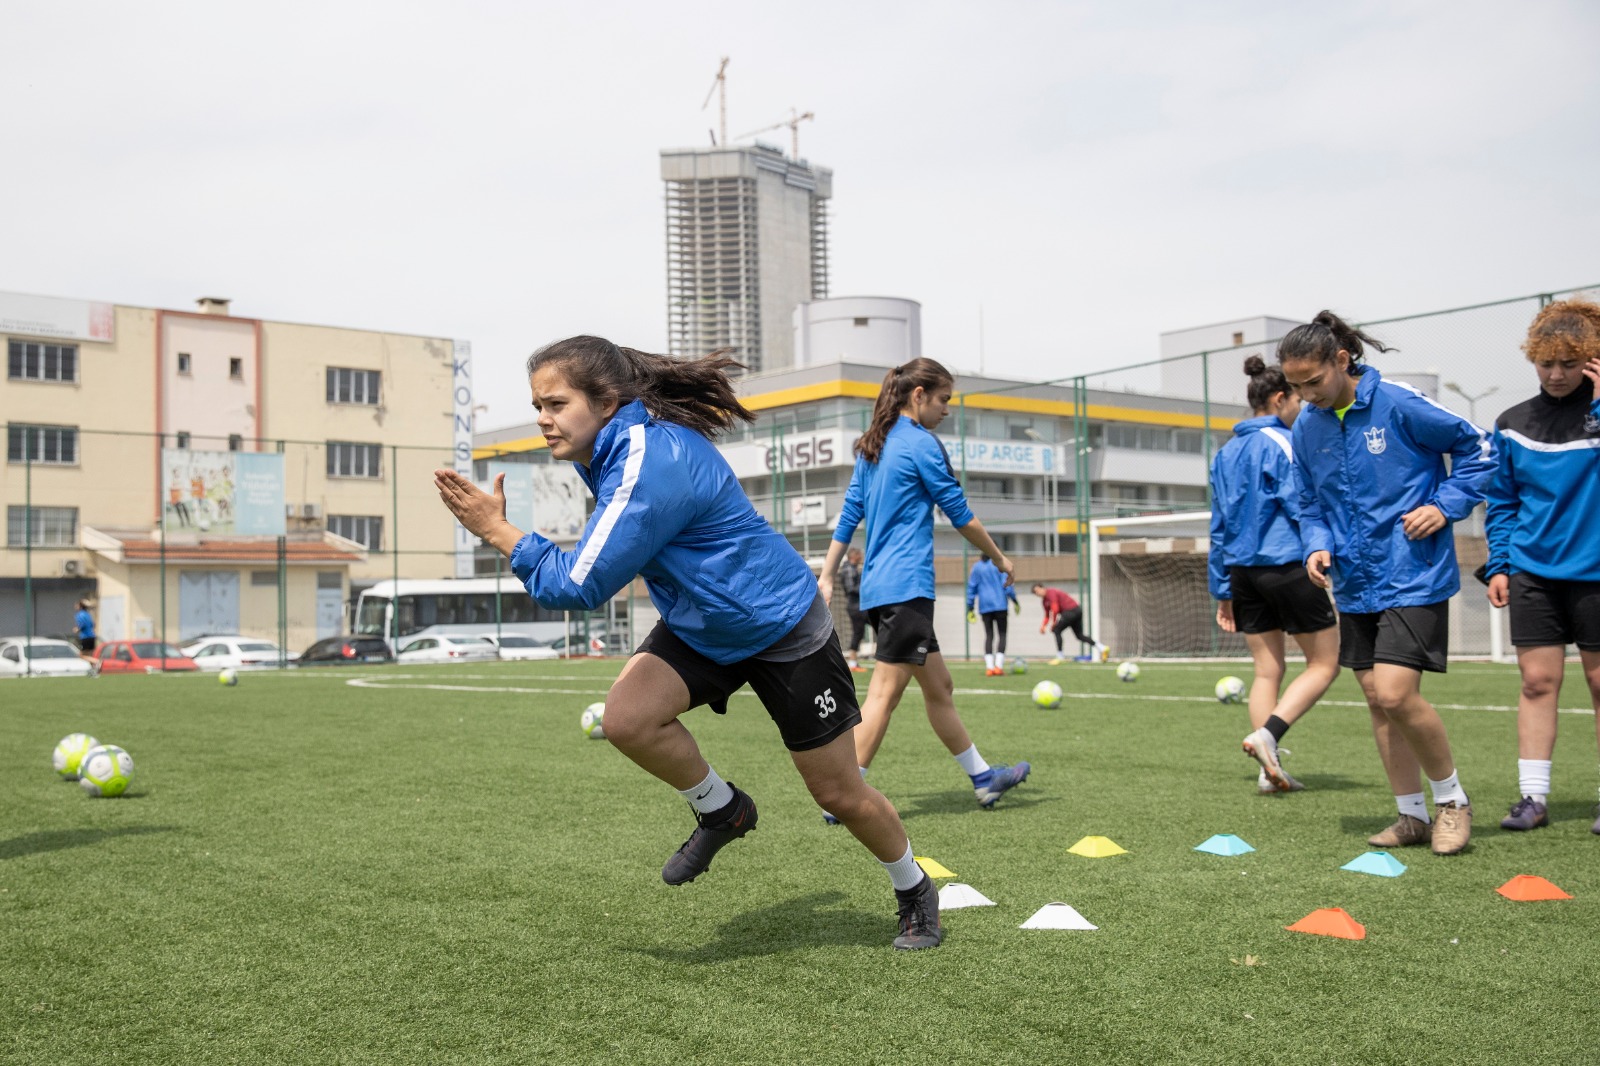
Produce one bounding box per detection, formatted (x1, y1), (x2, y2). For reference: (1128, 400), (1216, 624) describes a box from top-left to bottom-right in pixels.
(539, 631), (628, 657)
(0, 637), (96, 678)
(93, 640), (199, 674)
(396, 635), (499, 664)
(181, 635), (299, 671)
(477, 633), (559, 661)
(297, 635), (394, 666)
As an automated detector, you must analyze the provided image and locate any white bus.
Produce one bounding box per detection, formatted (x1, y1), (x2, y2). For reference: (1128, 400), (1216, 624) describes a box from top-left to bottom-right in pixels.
(353, 578), (579, 651)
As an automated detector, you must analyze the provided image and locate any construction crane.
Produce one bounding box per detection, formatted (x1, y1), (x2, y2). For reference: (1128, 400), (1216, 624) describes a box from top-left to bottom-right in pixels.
(701, 57), (729, 146)
(735, 108), (815, 159)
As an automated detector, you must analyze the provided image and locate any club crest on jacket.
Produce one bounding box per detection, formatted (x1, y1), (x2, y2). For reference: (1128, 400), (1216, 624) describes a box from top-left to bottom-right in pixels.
(1363, 426), (1387, 454)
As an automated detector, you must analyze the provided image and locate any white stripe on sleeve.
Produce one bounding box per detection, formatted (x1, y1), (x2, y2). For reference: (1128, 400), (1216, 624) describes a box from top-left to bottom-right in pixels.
(1259, 426), (1293, 460)
(569, 423), (647, 587)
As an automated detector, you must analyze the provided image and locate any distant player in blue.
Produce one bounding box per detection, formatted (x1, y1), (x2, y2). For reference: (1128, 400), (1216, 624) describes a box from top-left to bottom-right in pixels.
(1482, 299), (1600, 834)
(966, 554), (1019, 676)
(820, 357), (1031, 813)
(1282, 311), (1494, 856)
(1208, 354), (1340, 795)
(435, 336), (942, 950)
(73, 599), (96, 655)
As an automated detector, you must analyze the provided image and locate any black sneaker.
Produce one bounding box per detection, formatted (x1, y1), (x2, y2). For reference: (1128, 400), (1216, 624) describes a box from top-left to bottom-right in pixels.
(661, 786), (757, 886)
(892, 874), (943, 950)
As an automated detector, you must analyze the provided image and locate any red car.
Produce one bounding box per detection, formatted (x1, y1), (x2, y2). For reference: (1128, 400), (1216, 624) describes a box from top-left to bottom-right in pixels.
(93, 640), (200, 674)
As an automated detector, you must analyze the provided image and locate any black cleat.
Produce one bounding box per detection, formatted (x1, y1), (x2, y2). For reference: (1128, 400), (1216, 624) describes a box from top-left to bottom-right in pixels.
(892, 874), (943, 950)
(661, 785), (757, 885)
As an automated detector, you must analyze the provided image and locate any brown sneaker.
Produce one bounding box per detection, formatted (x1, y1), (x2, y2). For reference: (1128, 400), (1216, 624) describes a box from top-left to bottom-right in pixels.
(1367, 814), (1432, 848)
(1431, 802), (1472, 855)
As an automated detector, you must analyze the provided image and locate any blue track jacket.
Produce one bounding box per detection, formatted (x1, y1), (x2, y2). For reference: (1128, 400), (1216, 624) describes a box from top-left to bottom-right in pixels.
(1207, 415), (1303, 600)
(509, 400), (818, 665)
(1292, 367), (1494, 613)
(966, 558), (1018, 614)
(834, 415), (976, 612)
(1485, 380), (1600, 583)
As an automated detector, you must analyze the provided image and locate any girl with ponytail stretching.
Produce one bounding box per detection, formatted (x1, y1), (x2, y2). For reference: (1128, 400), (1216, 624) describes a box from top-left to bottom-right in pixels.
(435, 337), (943, 950)
(819, 359), (1033, 816)
(1280, 312), (1494, 856)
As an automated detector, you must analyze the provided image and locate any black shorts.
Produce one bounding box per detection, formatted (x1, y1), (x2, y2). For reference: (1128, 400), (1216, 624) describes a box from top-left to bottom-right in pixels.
(1338, 602), (1449, 674)
(1509, 571), (1600, 651)
(78, 636), (96, 654)
(634, 622), (861, 752)
(1229, 563), (1337, 636)
(865, 598), (940, 665)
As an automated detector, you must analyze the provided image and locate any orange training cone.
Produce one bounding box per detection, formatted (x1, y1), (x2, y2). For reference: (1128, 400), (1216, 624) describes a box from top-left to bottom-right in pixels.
(1496, 875), (1572, 901)
(1285, 907), (1366, 940)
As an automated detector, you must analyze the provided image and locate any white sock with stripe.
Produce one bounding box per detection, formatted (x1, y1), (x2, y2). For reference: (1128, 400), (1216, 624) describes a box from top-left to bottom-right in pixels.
(677, 767), (734, 815)
(882, 843), (924, 891)
(1396, 792), (1430, 823)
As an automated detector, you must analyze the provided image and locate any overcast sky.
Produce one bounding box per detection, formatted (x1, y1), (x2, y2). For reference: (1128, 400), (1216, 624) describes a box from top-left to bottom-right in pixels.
(4, 1), (1597, 429)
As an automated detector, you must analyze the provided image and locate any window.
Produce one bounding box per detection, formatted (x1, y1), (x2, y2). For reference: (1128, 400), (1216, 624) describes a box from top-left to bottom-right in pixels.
(251, 570), (280, 587)
(175, 431), (191, 450)
(177, 352), (192, 374)
(7, 340), (78, 383)
(326, 367), (382, 406)
(326, 442), (382, 479)
(852, 317), (869, 327)
(1173, 430), (1203, 455)
(7, 424), (78, 465)
(1232, 332), (1245, 346)
(229, 357), (243, 379)
(328, 514), (383, 550)
(228, 434), (243, 452)
(7, 505), (78, 547)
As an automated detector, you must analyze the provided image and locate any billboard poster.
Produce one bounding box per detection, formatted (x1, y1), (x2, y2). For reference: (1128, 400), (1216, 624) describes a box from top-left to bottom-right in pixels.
(486, 462), (534, 532)
(161, 450), (286, 535)
(530, 464), (587, 542)
(0, 291), (114, 342)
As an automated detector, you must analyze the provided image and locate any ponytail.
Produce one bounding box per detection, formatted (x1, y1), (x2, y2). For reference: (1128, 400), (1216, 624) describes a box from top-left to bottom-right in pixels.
(527, 336), (755, 439)
(854, 357), (954, 463)
(1242, 353), (1289, 413)
(1276, 310), (1393, 372)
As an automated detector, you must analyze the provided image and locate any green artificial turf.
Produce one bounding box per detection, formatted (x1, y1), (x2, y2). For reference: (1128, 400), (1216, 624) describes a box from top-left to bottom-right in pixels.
(3, 658), (1599, 1064)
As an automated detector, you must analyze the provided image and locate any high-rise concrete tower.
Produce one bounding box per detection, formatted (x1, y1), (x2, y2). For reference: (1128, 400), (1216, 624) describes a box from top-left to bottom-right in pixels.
(661, 144), (832, 374)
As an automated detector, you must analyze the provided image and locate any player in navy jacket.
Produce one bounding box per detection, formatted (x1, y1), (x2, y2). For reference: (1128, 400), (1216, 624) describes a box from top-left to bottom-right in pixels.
(966, 554), (1019, 676)
(1482, 299), (1600, 834)
(435, 336), (942, 950)
(820, 358), (1032, 813)
(1208, 355), (1339, 795)
(1282, 311), (1493, 856)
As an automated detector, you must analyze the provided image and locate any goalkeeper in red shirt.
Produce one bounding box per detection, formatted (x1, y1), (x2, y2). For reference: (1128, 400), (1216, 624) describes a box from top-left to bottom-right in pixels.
(1032, 584), (1105, 665)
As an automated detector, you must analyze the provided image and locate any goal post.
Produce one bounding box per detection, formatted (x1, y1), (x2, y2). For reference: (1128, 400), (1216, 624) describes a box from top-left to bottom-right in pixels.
(1089, 511), (1248, 659)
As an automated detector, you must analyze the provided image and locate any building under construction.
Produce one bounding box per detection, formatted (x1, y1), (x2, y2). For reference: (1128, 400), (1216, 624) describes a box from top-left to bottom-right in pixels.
(661, 144), (832, 374)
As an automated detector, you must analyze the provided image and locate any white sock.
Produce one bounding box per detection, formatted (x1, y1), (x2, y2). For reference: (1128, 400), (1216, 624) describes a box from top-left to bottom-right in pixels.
(882, 844), (924, 891)
(1518, 758), (1552, 803)
(955, 744), (990, 779)
(677, 767), (734, 814)
(859, 766), (868, 780)
(1428, 770), (1468, 808)
(1396, 792), (1430, 823)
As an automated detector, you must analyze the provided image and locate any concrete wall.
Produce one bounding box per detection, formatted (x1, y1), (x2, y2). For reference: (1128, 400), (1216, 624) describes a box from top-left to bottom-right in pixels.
(793, 297), (921, 369)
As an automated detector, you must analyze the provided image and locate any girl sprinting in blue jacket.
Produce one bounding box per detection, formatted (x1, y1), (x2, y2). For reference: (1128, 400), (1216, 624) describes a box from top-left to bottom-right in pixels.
(1208, 355), (1340, 795)
(1483, 300), (1600, 834)
(819, 358), (1032, 812)
(1282, 311), (1494, 857)
(435, 336), (942, 950)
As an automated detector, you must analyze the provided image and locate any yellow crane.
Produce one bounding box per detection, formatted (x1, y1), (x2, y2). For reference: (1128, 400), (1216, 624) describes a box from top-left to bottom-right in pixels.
(735, 108), (815, 159)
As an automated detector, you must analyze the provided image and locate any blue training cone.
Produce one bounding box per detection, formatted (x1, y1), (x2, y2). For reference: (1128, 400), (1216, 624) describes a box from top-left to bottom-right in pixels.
(1193, 833), (1255, 856)
(1340, 851), (1407, 878)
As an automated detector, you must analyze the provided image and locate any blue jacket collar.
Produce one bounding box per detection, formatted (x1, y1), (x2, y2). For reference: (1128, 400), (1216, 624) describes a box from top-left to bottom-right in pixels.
(1233, 414), (1289, 435)
(576, 399), (651, 490)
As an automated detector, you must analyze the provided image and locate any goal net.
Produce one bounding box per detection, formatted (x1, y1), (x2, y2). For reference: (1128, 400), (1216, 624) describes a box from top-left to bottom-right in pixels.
(1088, 511), (1247, 659)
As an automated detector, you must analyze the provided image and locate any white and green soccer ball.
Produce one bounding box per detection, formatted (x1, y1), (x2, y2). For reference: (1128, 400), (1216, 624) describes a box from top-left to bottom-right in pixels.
(79, 744), (134, 797)
(219, 668), (239, 687)
(52, 733), (100, 779)
(1031, 680), (1063, 709)
(1215, 676), (1247, 704)
(580, 702), (606, 740)
(1116, 661), (1140, 683)
(1009, 657), (1028, 675)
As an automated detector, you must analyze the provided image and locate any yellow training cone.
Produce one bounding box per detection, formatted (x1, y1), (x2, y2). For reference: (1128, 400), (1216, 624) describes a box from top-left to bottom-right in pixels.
(914, 856), (956, 878)
(1067, 835), (1128, 858)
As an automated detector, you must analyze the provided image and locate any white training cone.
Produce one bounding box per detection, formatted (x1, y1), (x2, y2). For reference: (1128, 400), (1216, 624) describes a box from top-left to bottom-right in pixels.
(938, 883), (996, 910)
(1019, 902), (1098, 930)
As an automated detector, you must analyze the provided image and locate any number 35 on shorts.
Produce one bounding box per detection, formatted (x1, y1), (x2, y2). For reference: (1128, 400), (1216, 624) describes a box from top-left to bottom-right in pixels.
(814, 688), (837, 718)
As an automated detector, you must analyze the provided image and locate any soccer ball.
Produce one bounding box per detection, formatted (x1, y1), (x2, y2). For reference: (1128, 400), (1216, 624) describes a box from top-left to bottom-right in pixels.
(1116, 661), (1140, 683)
(79, 744), (134, 797)
(52, 733), (100, 779)
(1032, 680), (1063, 709)
(1215, 676), (1247, 704)
(219, 668), (239, 687)
(580, 702), (606, 740)
(1009, 657), (1028, 675)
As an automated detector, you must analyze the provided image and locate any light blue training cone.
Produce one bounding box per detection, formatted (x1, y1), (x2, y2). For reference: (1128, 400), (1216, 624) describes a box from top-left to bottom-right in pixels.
(1341, 851), (1407, 877)
(1193, 833), (1255, 856)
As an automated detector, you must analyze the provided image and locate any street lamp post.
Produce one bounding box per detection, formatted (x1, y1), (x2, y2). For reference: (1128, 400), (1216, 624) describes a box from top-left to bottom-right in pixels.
(1443, 382), (1498, 427)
